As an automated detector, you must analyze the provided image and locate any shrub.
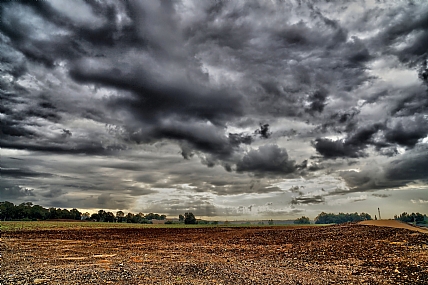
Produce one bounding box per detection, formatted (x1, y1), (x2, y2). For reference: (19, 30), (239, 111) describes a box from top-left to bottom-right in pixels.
(294, 216), (310, 224)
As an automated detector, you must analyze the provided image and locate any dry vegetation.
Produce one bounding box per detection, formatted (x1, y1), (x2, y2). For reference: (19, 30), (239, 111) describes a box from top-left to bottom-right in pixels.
(1, 223), (427, 284)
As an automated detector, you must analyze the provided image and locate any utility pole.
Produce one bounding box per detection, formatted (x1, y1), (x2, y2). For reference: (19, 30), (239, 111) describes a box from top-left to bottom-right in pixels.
(378, 208), (381, 220)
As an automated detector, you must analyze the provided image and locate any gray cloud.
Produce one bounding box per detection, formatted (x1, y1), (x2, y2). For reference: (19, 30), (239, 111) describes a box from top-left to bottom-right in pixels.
(385, 149), (428, 182)
(315, 115), (428, 159)
(236, 145), (296, 177)
(41, 188), (66, 198)
(338, 146), (428, 193)
(0, 181), (35, 200)
(0, 167), (54, 179)
(291, 195), (325, 205)
(140, 197), (218, 217)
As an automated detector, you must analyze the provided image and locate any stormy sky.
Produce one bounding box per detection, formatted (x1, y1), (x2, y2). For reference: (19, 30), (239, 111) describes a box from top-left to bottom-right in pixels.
(1, 0), (428, 219)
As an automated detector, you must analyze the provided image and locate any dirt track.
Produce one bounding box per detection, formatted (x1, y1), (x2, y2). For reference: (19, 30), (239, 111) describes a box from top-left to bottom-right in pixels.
(358, 219), (428, 233)
(1, 224), (428, 284)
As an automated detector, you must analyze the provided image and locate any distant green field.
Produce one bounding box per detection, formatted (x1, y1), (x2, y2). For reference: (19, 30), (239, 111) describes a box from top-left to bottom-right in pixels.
(0, 221), (325, 232)
(0, 221), (148, 231)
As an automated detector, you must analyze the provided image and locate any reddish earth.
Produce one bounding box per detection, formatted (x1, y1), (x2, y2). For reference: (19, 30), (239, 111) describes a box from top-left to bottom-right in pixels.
(1, 224), (428, 284)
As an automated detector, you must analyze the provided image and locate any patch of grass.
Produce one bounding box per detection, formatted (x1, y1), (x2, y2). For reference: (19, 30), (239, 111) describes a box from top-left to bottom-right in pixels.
(0, 221), (149, 231)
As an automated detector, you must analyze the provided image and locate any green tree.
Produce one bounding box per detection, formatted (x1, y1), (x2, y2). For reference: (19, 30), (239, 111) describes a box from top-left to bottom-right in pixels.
(179, 214), (184, 222)
(70, 208), (82, 220)
(184, 212), (196, 224)
(145, 213), (161, 220)
(98, 210), (107, 222)
(16, 202), (33, 220)
(81, 212), (91, 220)
(91, 213), (101, 221)
(132, 213), (145, 223)
(49, 207), (60, 219)
(315, 212), (372, 224)
(395, 212), (425, 223)
(60, 208), (71, 219)
(105, 212), (115, 222)
(116, 211), (125, 222)
(30, 205), (49, 220)
(126, 212), (134, 223)
(0, 201), (16, 220)
(294, 216), (310, 224)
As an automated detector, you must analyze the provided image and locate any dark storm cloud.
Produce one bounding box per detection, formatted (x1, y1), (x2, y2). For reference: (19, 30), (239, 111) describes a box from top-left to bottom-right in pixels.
(378, 3), (428, 66)
(291, 195), (325, 205)
(314, 117), (428, 159)
(0, 139), (124, 155)
(185, 1), (373, 119)
(236, 145), (296, 177)
(0, 168), (53, 179)
(0, 181), (35, 200)
(0, 3), (86, 68)
(306, 89), (328, 114)
(339, 146), (428, 193)
(69, 64), (243, 125)
(388, 87), (428, 117)
(211, 184), (283, 196)
(0, 117), (37, 138)
(383, 115), (428, 148)
(313, 138), (367, 159)
(385, 150), (428, 182)
(254, 124), (271, 139)
(332, 109), (360, 125)
(420, 62), (428, 83)
(0, 0), (375, 168)
(339, 169), (406, 193)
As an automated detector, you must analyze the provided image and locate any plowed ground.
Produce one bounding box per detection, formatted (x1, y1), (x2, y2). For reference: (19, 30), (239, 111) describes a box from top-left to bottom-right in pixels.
(1, 224), (428, 284)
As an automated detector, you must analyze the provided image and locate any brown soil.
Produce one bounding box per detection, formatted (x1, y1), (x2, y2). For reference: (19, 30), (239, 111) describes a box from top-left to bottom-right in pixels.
(358, 219), (428, 234)
(1, 225), (427, 284)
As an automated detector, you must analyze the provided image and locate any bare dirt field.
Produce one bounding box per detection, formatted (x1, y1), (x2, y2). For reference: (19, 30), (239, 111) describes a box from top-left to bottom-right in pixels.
(1, 224), (427, 284)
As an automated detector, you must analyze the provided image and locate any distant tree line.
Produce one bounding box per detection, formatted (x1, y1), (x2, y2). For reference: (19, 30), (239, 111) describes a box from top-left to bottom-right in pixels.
(89, 210), (167, 223)
(314, 212), (372, 224)
(394, 212), (427, 223)
(294, 216), (310, 224)
(0, 201), (82, 221)
(0, 201), (167, 223)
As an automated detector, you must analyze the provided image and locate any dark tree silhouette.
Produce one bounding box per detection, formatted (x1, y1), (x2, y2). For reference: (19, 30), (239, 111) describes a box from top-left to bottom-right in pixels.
(184, 212), (196, 224)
